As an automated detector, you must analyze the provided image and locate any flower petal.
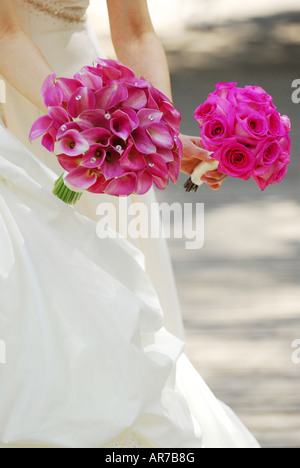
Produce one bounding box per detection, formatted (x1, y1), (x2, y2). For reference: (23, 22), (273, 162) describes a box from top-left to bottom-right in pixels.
(58, 130), (89, 156)
(87, 173), (110, 194)
(110, 110), (132, 140)
(56, 122), (82, 139)
(120, 107), (139, 130)
(48, 106), (70, 128)
(57, 154), (82, 172)
(81, 146), (106, 168)
(163, 108), (181, 133)
(41, 73), (56, 102)
(65, 167), (97, 189)
(137, 109), (163, 128)
(167, 152), (181, 183)
(56, 77), (82, 101)
(152, 174), (169, 190)
(68, 87), (96, 118)
(145, 153), (168, 179)
(120, 142), (146, 171)
(122, 87), (147, 109)
(94, 84), (128, 110)
(76, 110), (110, 131)
(101, 149), (124, 179)
(29, 115), (53, 140)
(42, 133), (55, 152)
(135, 169), (153, 195)
(146, 124), (174, 149)
(105, 173), (137, 196)
(74, 69), (103, 90)
(81, 128), (111, 146)
(132, 127), (157, 154)
(44, 86), (63, 107)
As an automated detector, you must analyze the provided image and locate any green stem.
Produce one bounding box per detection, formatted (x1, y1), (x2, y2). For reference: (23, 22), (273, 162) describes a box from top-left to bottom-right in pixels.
(53, 174), (83, 205)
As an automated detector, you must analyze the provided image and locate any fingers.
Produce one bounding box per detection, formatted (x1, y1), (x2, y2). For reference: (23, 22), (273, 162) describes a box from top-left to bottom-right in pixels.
(201, 171), (228, 191)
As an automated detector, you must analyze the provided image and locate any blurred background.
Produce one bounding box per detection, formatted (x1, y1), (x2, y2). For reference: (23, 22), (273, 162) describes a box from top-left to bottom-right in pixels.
(88, 0), (300, 448)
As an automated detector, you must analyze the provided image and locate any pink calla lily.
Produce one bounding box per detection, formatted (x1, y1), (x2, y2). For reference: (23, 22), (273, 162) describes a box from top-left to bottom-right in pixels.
(94, 83), (128, 110)
(74, 69), (103, 90)
(110, 110), (133, 140)
(29, 115), (53, 140)
(120, 107), (139, 130)
(81, 128), (111, 146)
(41, 73), (56, 101)
(42, 133), (55, 152)
(145, 153), (168, 179)
(76, 109), (110, 131)
(152, 174), (169, 190)
(48, 106), (70, 128)
(65, 167), (97, 189)
(44, 86), (63, 107)
(122, 87), (148, 110)
(56, 77), (82, 101)
(81, 146), (106, 168)
(137, 109), (163, 128)
(132, 127), (157, 154)
(68, 87), (96, 118)
(135, 169), (153, 195)
(120, 143), (146, 171)
(147, 124), (174, 149)
(58, 130), (89, 156)
(87, 173), (110, 194)
(159, 149), (176, 163)
(167, 152), (181, 183)
(109, 135), (126, 152)
(56, 122), (81, 139)
(57, 154), (82, 172)
(101, 149), (124, 179)
(105, 173), (137, 196)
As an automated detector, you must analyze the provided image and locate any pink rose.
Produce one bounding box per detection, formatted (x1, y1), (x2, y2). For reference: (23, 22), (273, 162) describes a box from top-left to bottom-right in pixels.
(194, 100), (217, 125)
(214, 82), (237, 99)
(201, 114), (229, 149)
(253, 160), (288, 191)
(236, 86), (273, 112)
(267, 109), (285, 137)
(235, 112), (268, 144)
(281, 115), (291, 133)
(278, 135), (291, 159)
(254, 138), (281, 175)
(214, 138), (255, 180)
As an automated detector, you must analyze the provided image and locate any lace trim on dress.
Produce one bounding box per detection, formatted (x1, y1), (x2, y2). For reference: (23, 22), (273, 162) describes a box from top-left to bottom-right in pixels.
(21, 0), (86, 23)
(103, 430), (155, 449)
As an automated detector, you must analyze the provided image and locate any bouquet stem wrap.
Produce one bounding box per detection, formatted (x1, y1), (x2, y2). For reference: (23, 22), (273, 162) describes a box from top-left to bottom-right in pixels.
(53, 174), (83, 205)
(184, 160), (219, 192)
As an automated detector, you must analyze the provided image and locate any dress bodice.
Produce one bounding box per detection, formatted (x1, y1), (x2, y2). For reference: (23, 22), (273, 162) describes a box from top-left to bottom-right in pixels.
(19, 0), (90, 23)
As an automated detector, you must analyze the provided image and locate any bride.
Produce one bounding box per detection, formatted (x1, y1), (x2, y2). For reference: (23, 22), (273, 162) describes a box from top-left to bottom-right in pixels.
(0, 0), (258, 448)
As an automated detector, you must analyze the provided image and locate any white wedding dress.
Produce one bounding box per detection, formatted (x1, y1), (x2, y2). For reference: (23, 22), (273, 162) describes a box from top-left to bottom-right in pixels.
(0, 0), (259, 448)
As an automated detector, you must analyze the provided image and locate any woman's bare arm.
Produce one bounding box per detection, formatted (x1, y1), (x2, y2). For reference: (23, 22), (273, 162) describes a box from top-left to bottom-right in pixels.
(106, 0), (172, 100)
(0, 0), (52, 111)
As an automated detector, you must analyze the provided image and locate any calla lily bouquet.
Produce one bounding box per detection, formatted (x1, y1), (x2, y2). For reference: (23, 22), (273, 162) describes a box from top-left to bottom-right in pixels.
(185, 82), (291, 192)
(30, 59), (182, 204)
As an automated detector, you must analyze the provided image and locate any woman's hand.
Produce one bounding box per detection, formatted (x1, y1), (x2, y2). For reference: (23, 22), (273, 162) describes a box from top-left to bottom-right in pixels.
(179, 134), (227, 190)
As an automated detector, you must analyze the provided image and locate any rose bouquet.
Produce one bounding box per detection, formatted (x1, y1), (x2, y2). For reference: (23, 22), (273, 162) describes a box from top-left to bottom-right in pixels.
(30, 59), (182, 204)
(184, 82), (291, 192)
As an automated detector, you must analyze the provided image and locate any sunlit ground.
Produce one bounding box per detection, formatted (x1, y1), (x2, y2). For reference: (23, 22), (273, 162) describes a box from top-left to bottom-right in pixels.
(88, 0), (300, 448)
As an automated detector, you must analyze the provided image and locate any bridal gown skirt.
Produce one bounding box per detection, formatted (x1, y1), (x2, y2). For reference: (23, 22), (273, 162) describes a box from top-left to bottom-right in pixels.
(0, 0), (260, 448)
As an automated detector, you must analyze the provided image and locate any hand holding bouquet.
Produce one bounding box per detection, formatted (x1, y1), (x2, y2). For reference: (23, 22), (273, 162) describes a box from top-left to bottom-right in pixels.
(185, 82), (291, 192)
(30, 59), (182, 204)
